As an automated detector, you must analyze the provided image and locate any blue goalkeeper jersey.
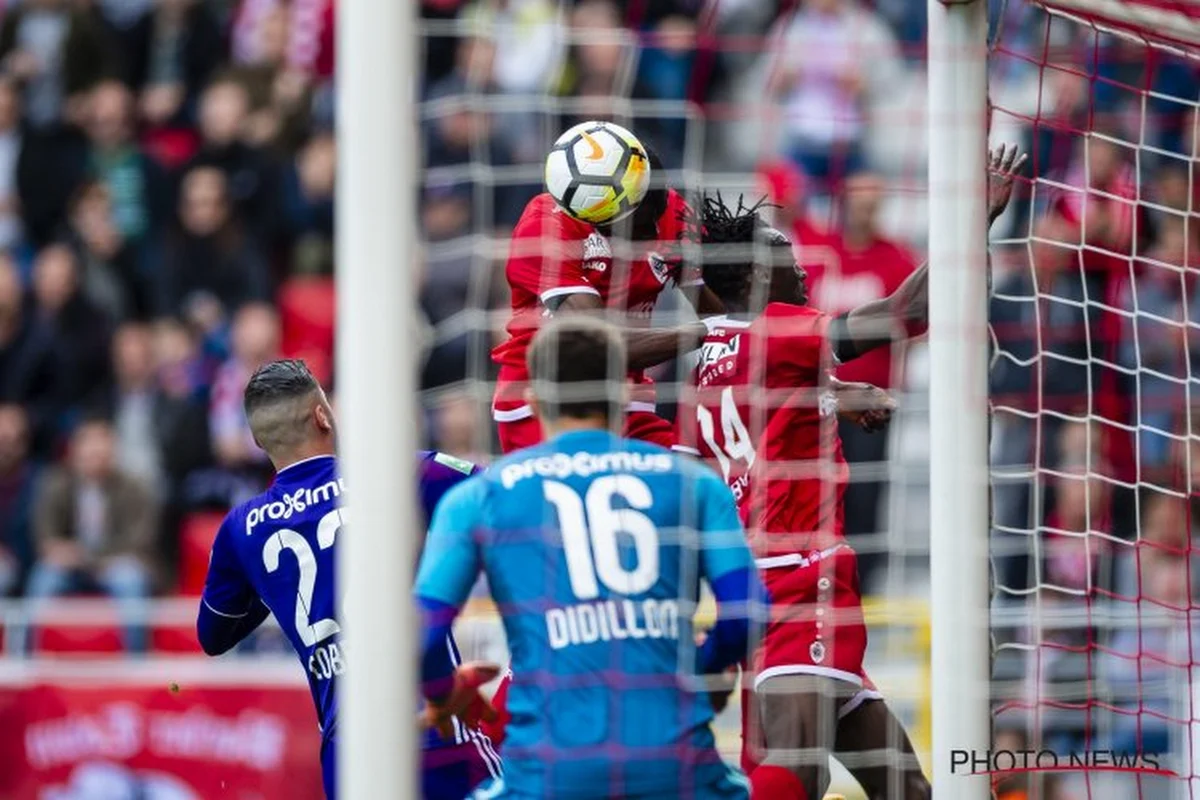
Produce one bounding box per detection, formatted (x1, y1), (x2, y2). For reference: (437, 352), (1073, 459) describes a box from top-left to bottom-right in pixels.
(416, 430), (754, 798)
(202, 450), (482, 751)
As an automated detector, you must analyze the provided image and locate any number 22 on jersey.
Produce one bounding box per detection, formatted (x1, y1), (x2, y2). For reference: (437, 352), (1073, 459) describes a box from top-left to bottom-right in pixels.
(263, 507), (346, 647)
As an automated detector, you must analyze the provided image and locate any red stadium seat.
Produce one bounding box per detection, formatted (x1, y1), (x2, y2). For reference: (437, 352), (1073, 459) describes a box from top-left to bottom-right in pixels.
(278, 277), (336, 385)
(152, 621), (204, 654)
(34, 602), (124, 656)
(179, 511), (227, 596)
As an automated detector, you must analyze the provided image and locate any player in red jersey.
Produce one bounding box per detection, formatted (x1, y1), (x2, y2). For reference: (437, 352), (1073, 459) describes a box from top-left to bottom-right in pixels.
(491, 147), (721, 453)
(678, 147), (1024, 800)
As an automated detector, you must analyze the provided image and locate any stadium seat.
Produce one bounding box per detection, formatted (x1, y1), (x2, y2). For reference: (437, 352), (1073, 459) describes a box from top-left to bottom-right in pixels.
(179, 511), (227, 596)
(151, 621), (205, 654)
(34, 602), (124, 656)
(278, 276), (336, 385)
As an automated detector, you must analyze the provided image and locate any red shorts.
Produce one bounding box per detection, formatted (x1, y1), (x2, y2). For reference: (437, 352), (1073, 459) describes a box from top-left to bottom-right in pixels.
(739, 543), (873, 775)
(496, 410), (676, 454)
(755, 542), (868, 685)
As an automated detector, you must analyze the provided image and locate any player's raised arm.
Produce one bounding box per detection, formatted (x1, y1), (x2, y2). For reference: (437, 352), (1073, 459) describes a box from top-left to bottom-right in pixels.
(832, 144), (1027, 360)
(197, 516), (271, 655)
(692, 467), (768, 675)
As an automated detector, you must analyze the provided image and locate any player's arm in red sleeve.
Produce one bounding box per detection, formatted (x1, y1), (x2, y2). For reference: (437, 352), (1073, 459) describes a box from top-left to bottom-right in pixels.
(833, 144), (1027, 363)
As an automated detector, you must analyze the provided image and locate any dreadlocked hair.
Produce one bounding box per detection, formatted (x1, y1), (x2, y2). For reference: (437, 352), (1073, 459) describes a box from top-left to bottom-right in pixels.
(691, 192), (775, 305)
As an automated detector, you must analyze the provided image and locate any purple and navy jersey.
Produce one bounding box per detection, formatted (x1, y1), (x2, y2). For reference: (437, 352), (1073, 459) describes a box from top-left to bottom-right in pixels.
(201, 455), (347, 742)
(200, 451), (488, 754)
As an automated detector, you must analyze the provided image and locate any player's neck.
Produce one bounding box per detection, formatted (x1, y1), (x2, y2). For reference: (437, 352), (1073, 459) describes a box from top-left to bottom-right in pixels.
(541, 416), (611, 438)
(271, 443), (336, 474)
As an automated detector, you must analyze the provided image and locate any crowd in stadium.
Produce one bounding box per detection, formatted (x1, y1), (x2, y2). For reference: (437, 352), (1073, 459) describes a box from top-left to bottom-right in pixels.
(0, 0), (1193, 718)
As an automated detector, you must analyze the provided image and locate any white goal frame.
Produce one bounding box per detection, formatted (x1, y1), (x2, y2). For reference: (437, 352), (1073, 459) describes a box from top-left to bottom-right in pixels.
(336, 0), (419, 798)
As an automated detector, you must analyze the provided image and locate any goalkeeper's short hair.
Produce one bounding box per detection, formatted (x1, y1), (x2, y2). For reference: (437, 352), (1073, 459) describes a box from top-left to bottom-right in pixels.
(527, 316), (626, 422)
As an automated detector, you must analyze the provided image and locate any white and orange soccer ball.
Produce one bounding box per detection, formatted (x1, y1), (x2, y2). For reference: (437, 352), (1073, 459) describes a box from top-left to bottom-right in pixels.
(544, 121), (651, 225)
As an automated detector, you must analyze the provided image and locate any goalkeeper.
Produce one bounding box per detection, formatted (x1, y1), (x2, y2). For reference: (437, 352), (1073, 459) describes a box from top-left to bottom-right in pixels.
(419, 316), (763, 799)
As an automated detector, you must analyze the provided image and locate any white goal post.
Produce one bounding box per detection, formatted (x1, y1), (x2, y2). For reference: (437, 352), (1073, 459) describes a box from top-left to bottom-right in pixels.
(336, 0), (420, 798)
(926, 0), (992, 795)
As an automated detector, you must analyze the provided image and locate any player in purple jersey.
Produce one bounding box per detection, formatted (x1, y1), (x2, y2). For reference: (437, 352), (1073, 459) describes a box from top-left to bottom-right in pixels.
(196, 359), (499, 799)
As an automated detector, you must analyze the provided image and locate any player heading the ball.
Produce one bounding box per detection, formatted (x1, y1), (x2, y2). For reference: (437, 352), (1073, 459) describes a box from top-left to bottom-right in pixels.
(417, 316), (766, 800)
(492, 120), (724, 455)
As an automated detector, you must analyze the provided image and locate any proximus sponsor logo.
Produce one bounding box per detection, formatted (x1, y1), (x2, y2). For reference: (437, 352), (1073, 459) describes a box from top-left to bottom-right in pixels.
(245, 478), (346, 534)
(500, 451), (673, 489)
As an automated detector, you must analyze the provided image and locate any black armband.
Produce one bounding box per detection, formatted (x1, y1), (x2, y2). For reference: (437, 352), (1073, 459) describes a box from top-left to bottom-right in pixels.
(829, 312), (894, 364)
(828, 314), (859, 364)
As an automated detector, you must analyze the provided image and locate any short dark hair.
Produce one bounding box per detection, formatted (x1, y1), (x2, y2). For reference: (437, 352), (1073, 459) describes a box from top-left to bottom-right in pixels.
(694, 192), (773, 304)
(243, 359), (322, 453)
(527, 317), (626, 422)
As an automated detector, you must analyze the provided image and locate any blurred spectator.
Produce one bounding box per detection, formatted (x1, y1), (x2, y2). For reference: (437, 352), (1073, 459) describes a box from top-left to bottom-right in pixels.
(0, 404), (39, 596)
(149, 316), (213, 513)
(207, 303), (278, 503)
(1105, 490), (1191, 754)
(554, 1), (636, 131)
(1041, 421), (1111, 599)
(1118, 166), (1200, 477)
(1054, 134), (1138, 267)
(108, 322), (164, 494)
(66, 179), (149, 321)
(1008, 62), (1089, 237)
(227, 5), (314, 153)
(0, 252), (55, 415)
(123, 0), (223, 130)
(25, 243), (113, 451)
(805, 172), (916, 586)
(232, 0), (335, 81)
(83, 79), (164, 246)
(757, 160), (837, 254)
(1114, 489), (1189, 601)
(155, 165), (271, 326)
(187, 75), (280, 241)
(0, 0), (117, 130)
(281, 131), (334, 274)
(463, 0), (562, 96)
(766, 0), (901, 190)
(430, 393), (490, 463)
(0, 77), (24, 250)
(634, 15), (700, 168)
(424, 35), (538, 229)
(28, 416), (159, 653)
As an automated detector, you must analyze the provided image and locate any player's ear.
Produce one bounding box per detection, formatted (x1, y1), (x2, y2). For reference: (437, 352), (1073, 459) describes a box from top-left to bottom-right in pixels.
(314, 401), (334, 434)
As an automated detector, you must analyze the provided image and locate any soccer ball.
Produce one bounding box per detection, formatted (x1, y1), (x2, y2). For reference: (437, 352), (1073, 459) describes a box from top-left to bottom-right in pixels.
(544, 121), (651, 225)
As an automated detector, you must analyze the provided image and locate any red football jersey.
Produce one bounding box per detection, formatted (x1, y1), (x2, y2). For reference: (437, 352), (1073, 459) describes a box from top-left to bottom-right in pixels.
(491, 191), (691, 421)
(677, 303), (848, 557)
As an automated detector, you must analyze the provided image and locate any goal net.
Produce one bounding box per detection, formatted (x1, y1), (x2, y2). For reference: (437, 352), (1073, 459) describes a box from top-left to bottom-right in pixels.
(989, 0), (1199, 797)
(414, 0), (1199, 796)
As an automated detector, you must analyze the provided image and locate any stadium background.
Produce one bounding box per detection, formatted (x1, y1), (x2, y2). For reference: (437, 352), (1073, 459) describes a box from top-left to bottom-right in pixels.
(0, 0), (1194, 797)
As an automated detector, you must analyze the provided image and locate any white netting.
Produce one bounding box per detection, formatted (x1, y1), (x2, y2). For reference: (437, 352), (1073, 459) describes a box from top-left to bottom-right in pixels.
(990, 2), (1199, 796)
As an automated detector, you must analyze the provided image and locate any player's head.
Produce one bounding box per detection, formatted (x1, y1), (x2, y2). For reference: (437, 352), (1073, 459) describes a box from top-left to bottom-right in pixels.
(697, 192), (806, 311)
(243, 358), (335, 467)
(600, 140), (666, 241)
(526, 316), (626, 432)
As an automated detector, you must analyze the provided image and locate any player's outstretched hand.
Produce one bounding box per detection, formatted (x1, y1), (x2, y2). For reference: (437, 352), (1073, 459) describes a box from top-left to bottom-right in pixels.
(987, 143), (1028, 224)
(832, 381), (896, 433)
(419, 661), (502, 739)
